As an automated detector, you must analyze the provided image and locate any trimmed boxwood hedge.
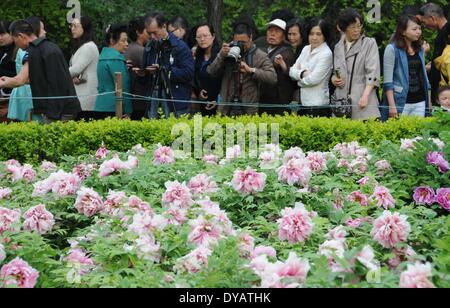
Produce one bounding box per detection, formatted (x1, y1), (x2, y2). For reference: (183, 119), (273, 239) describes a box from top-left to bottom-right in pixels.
(0, 114), (436, 164)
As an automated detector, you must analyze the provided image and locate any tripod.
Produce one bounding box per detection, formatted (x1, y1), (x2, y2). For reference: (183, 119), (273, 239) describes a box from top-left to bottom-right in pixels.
(145, 50), (177, 119)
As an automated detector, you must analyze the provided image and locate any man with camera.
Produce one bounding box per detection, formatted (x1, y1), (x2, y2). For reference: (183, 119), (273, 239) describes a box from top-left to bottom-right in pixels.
(260, 19), (296, 115)
(135, 12), (194, 119)
(207, 20), (277, 116)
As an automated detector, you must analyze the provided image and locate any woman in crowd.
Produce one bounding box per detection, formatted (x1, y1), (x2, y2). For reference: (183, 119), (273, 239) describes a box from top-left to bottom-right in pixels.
(7, 17), (46, 122)
(192, 23), (221, 116)
(168, 16), (189, 42)
(382, 15), (431, 120)
(286, 18), (305, 60)
(286, 18), (305, 103)
(125, 16), (149, 120)
(69, 16), (99, 120)
(95, 24), (132, 118)
(332, 9), (381, 120)
(0, 21), (16, 120)
(289, 18), (333, 117)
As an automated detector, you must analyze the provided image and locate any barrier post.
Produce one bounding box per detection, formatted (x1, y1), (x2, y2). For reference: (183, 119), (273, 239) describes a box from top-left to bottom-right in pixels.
(115, 72), (123, 119)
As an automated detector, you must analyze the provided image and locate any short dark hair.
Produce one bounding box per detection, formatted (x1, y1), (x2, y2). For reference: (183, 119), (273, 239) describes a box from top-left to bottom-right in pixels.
(9, 19), (35, 37)
(438, 86), (450, 96)
(392, 15), (422, 52)
(338, 9), (363, 32)
(305, 18), (333, 47)
(104, 24), (128, 47)
(144, 12), (168, 28)
(286, 18), (304, 40)
(26, 16), (44, 37)
(128, 16), (146, 42)
(420, 3), (445, 18)
(271, 9), (295, 23)
(169, 16), (189, 31)
(0, 21), (11, 35)
(232, 15), (256, 37)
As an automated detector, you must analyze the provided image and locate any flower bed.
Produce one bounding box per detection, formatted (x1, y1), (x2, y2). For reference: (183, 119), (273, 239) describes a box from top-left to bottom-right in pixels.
(0, 129), (449, 288)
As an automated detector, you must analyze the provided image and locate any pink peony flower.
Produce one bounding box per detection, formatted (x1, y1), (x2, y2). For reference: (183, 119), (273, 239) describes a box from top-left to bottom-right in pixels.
(103, 190), (127, 216)
(427, 152), (449, 173)
(0, 207), (21, 234)
(436, 188), (450, 211)
(277, 203), (314, 244)
(188, 174), (218, 196)
(400, 138), (422, 151)
(252, 246), (277, 259)
(348, 191), (370, 207)
(327, 226), (348, 241)
(175, 247), (212, 274)
(153, 144), (175, 165)
(277, 159), (312, 187)
(358, 176), (370, 186)
(371, 211), (411, 249)
(188, 216), (222, 248)
(346, 218), (364, 228)
(275, 252), (310, 284)
(162, 181), (193, 209)
(356, 245), (379, 271)
(319, 239), (346, 259)
(126, 195), (153, 214)
(164, 205), (188, 226)
(128, 212), (167, 236)
(203, 154), (220, 165)
(40, 161), (57, 173)
(0, 257), (39, 288)
(131, 144), (146, 156)
(375, 160), (392, 173)
(226, 145), (241, 160)
(98, 156), (133, 177)
(74, 187), (104, 217)
(0, 188), (12, 200)
(399, 263), (435, 288)
(135, 235), (161, 263)
(431, 138), (445, 150)
(259, 151), (280, 169)
(371, 186), (396, 209)
(20, 164), (36, 183)
(306, 152), (328, 174)
(65, 249), (95, 275)
(237, 232), (255, 259)
(72, 163), (96, 181)
(283, 147), (305, 163)
(232, 167), (266, 195)
(23, 204), (55, 235)
(389, 245), (417, 269)
(413, 187), (436, 205)
(33, 170), (81, 197)
(95, 143), (109, 160)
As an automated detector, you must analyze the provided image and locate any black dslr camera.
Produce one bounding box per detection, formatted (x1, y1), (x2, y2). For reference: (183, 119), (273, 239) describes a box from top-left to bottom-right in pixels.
(151, 38), (173, 69)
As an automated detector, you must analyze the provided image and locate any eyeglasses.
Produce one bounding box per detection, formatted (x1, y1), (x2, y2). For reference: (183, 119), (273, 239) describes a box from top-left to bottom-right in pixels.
(348, 24), (363, 30)
(196, 34), (212, 40)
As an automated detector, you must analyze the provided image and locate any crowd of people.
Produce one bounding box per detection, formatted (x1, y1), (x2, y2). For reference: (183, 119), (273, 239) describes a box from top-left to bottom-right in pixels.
(0, 3), (449, 123)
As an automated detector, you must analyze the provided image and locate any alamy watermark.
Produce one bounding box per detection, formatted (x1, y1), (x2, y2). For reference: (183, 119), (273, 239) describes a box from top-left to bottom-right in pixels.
(171, 115), (279, 159)
(66, 0), (81, 23)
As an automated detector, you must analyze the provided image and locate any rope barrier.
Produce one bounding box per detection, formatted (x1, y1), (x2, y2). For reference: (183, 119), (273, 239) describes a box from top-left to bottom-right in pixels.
(0, 90), (437, 112)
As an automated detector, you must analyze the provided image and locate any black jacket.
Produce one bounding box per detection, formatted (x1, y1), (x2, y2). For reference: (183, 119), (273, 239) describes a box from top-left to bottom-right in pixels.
(0, 43), (17, 95)
(27, 37), (81, 119)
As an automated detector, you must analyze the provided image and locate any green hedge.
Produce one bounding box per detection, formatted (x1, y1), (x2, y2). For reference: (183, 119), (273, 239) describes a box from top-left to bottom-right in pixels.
(0, 115), (435, 164)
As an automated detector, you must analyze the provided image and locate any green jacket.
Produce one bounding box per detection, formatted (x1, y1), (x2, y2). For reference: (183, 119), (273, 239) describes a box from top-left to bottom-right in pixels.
(95, 47), (132, 114)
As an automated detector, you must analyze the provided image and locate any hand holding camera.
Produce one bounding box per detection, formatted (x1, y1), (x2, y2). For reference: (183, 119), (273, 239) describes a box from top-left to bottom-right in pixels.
(221, 43), (231, 57)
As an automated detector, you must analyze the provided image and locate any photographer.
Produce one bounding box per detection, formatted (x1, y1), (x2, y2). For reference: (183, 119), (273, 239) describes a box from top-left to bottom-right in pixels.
(207, 20), (277, 116)
(137, 12), (194, 119)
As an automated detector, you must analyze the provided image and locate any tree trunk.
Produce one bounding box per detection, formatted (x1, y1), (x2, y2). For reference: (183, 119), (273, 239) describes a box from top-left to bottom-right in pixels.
(207, 0), (224, 44)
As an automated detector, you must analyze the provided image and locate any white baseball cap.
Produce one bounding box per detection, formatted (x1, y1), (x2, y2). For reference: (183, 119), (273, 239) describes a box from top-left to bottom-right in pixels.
(267, 19), (287, 31)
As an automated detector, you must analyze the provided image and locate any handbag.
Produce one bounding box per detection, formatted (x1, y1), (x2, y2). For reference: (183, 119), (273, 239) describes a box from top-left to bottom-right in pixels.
(331, 52), (358, 118)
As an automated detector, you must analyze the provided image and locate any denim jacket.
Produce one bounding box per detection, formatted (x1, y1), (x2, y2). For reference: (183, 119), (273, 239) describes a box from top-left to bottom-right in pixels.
(382, 43), (430, 119)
